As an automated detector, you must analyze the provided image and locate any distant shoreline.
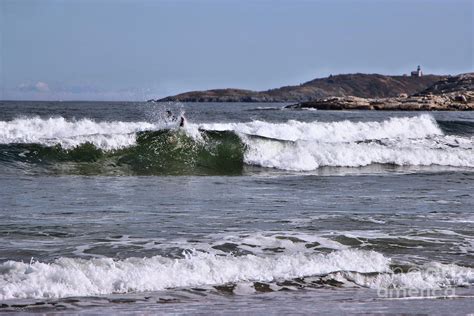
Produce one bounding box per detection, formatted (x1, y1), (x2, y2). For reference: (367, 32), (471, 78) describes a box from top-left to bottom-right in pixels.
(287, 73), (473, 111)
(149, 73), (445, 103)
(147, 72), (474, 111)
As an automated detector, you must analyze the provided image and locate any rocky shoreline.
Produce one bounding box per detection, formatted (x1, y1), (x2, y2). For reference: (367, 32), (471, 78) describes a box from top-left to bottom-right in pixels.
(286, 73), (474, 111)
(151, 73), (444, 103)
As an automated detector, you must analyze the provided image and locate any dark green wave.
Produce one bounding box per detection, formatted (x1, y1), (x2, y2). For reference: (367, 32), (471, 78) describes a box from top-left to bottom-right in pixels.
(0, 129), (246, 175)
(438, 120), (474, 136)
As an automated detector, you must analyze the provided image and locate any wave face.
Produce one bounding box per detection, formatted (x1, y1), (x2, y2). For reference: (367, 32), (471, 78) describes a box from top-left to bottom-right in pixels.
(0, 132), (244, 176)
(0, 115), (473, 174)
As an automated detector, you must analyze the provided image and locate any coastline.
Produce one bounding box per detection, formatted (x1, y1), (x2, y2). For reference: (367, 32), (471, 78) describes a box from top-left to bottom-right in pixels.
(150, 73), (444, 103)
(286, 94), (474, 111)
(151, 73), (474, 111)
(288, 73), (473, 111)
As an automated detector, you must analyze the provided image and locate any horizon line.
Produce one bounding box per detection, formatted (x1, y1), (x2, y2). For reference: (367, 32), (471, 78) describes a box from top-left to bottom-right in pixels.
(2, 70), (469, 102)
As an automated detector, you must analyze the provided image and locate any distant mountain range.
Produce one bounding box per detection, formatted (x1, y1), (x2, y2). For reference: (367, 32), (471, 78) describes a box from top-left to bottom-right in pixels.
(150, 73), (445, 103)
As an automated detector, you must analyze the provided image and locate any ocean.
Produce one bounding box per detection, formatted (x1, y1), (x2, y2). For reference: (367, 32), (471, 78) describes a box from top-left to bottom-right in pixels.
(0, 101), (473, 314)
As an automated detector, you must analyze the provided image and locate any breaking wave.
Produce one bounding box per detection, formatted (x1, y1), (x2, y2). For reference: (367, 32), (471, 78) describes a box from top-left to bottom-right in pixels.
(0, 115), (473, 174)
(0, 116), (157, 150)
(1, 249), (472, 300)
(198, 115), (444, 142)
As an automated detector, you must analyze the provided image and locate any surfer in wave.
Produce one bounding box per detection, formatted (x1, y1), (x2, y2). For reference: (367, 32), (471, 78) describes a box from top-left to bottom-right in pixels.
(166, 110), (186, 127)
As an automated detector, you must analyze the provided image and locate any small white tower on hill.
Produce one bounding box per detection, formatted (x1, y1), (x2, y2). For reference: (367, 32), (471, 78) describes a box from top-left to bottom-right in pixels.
(411, 65), (423, 77)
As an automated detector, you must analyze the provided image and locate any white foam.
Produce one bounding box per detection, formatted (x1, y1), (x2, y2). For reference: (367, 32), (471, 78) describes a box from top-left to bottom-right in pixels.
(0, 117), (159, 150)
(2, 115), (473, 170)
(0, 250), (389, 300)
(198, 115), (443, 143)
(335, 262), (474, 290)
(242, 136), (474, 171)
(217, 232), (348, 253)
(197, 115), (474, 171)
(2, 250), (472, 300)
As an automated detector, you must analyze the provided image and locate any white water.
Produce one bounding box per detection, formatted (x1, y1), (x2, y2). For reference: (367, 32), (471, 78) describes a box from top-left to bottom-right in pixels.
(243, 136), (474, 170)
(198, 115), (474, 170)
(0, 117), (159, 150)
(1, 249), (472, 300)
(198, 115), (443, 142)
(0, 250), (386, 299)
(330, 262), (474, 289)
(1, 115), (473, 170)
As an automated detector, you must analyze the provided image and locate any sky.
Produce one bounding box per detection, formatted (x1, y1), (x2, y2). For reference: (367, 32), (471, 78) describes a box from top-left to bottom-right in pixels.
(1, 0), (473, 101)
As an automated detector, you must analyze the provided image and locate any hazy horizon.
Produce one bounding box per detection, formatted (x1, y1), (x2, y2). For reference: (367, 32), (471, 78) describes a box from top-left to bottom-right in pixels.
(1, 0), (473, 101)
(0, 71), (461, 102)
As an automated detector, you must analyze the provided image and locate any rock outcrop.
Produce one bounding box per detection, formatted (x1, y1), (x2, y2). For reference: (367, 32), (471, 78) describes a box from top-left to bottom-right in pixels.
(286, 73), (474, 111)
(150, 73), (444, 103)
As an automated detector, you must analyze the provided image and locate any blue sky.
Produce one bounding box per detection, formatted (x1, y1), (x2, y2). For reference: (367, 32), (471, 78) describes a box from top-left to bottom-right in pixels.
(1, 0), (473, 101)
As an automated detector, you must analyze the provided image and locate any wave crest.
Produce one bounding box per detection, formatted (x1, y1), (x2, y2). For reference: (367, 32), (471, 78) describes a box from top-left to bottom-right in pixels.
(198, 115), (443, 143)
(0, 250), (389, 300)
(2, 250), (472, 300)
(0, 117), (157, 150)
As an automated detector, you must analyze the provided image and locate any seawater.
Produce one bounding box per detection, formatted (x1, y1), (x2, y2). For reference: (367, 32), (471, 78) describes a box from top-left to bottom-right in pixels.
(0, 101), (473, 314)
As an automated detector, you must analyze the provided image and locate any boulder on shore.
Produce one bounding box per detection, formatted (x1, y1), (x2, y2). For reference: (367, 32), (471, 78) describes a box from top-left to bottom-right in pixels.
(286, 73), (474, 111)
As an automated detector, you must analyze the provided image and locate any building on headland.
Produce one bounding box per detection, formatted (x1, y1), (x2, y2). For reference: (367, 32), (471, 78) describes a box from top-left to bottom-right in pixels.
(411, 65), (423, 77)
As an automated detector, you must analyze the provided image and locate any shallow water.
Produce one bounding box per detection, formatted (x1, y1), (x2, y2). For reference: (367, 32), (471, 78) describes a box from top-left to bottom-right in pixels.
(0, 101), (473, 314)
